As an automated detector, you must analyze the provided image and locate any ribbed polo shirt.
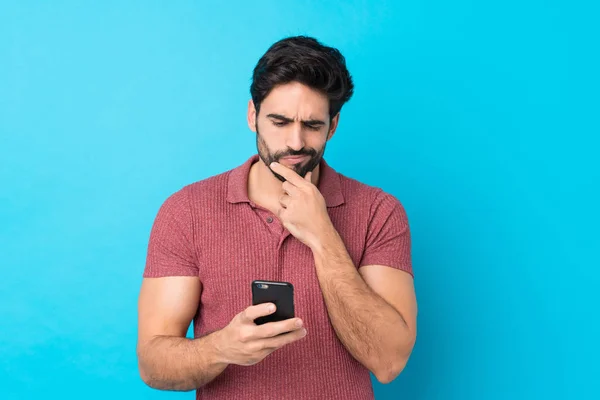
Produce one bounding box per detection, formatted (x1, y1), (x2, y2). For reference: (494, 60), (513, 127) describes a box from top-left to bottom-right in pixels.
(143, 154), (413, 399)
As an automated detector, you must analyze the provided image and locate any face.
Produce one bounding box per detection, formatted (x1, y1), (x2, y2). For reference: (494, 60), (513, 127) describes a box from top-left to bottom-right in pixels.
(248, 81), (339, 182)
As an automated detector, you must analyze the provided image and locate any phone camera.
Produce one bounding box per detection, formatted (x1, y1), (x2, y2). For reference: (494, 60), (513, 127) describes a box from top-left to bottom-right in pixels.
(258, 284), (269, 289)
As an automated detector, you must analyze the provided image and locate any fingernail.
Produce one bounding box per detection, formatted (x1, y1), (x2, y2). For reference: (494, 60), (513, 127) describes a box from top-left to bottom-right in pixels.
(269, 304), (276, 312)
(295, 319), (303, 327)
(302, 328), (307, 336)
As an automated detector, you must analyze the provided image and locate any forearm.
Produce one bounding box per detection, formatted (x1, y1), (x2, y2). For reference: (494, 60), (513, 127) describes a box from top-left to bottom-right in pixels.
(137, 331), (228, 391)
(311, 229), (413, 382)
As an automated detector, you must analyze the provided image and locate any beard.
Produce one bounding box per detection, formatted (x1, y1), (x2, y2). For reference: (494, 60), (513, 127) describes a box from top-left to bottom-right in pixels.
(256, 126), (326, 183)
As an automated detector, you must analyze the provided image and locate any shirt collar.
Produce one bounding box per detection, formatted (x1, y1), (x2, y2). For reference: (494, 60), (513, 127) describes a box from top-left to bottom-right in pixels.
(227, 154), (344, 207)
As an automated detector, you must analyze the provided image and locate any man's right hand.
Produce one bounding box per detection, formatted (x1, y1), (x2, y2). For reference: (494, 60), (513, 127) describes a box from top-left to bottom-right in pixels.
(214, 303), (307, 366)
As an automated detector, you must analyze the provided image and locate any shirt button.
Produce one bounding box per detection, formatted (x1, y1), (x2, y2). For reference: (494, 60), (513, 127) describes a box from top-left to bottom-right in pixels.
(266, 216), (274, 223)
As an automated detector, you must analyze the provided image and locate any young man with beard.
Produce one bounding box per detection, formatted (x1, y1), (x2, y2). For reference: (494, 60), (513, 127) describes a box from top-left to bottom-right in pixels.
(136, 36), (417, 400)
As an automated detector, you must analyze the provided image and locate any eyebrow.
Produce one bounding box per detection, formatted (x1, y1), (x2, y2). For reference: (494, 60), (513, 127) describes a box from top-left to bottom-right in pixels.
(266, 113), (326, 126)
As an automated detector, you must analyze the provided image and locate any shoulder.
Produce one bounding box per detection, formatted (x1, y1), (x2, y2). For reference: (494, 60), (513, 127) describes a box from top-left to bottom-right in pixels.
(337, 172), (407, 219)
(157, 167), (235, 216)
(185, 169), (230, 200)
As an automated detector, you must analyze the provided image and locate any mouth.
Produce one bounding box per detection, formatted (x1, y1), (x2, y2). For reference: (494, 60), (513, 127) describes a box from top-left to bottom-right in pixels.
(279, 155), (309, 164)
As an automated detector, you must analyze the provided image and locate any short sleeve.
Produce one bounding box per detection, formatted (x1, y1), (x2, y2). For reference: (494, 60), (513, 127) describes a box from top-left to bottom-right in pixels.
(358, 190), (413, 278)
(143, 187), (199, 278)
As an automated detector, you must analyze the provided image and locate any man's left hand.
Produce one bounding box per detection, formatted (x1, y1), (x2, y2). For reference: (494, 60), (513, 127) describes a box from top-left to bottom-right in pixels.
(270, 162), (333, 250)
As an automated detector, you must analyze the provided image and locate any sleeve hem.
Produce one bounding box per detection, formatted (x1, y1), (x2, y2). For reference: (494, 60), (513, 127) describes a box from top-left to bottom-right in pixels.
(143, 269), (199, 278)
(358, 259), (414, 278)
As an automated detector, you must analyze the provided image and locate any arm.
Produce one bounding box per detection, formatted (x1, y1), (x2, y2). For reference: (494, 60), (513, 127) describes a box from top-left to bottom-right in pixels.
(136, 276), (228, 391)
(136, 276), (308, 390)
(267, 163), (417, 384)
(312, 228), (417, 384)
(138, 187), (307, 391)
(138, 189), (227, 390)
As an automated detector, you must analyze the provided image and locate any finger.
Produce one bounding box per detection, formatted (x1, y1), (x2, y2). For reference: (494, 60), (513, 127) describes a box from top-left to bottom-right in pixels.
(276, 205), (286, 218)
(304, 171), (312, 183)
(254, 317), (304, 339)
(279, 194), (291, 208)
(282, 181), (299, 196)
(270, 162), (306, 187)
(241, 303), (276, 322)
(260, 327), (308, 350)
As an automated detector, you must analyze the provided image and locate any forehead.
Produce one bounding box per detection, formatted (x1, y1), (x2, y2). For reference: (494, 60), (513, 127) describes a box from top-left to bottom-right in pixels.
(260, 81), (329, 120)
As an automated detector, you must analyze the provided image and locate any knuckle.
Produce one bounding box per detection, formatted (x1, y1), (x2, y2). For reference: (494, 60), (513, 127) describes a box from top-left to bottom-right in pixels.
(248, 341), (263, 353)
(262, 326), (275, 337)
(275, 333), (292, 346)
(238, 328), (252, 343)
(289, 320), (300, 330)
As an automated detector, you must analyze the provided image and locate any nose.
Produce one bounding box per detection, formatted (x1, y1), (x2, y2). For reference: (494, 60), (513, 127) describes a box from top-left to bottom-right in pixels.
(285, 122), (305, 151)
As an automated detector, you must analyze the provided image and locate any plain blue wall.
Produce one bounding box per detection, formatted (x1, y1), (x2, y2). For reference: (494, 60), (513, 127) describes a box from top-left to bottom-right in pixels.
(1, 1), (598, 399)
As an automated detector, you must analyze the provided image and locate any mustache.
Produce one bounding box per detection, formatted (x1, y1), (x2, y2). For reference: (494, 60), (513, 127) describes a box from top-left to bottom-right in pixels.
(274, 148), (316, 158)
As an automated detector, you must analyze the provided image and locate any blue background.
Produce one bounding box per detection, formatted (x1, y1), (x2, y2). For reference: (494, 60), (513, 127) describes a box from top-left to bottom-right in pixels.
(1, 1), (598, 399)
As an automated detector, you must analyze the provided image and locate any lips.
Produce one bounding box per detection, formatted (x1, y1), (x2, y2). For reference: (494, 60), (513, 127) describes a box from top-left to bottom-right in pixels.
(280, 155), (309, 163)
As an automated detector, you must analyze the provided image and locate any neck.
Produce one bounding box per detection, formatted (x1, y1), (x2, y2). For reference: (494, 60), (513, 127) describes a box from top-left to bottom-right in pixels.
(248, 158), (321, 212)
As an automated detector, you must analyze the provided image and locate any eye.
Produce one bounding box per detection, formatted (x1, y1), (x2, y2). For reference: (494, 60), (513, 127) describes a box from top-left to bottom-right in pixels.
(273, 121), (287, 127)
(305, 124), (321, 131)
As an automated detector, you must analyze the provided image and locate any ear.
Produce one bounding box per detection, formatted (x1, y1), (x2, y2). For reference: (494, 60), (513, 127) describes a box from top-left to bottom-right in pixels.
(327, 112), (340, 141)
(247, 99), (257, 133)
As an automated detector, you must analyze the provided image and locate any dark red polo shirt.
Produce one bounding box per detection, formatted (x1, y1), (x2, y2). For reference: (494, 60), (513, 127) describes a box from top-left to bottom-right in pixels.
(143, 154), (413, 399)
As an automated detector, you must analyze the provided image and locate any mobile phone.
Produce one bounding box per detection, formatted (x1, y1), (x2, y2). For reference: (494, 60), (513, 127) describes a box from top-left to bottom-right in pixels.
(251, 280), (295, 325)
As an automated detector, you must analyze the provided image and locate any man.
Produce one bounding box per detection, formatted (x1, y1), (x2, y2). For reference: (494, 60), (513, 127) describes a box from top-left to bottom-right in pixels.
(137, 36), (417, 399)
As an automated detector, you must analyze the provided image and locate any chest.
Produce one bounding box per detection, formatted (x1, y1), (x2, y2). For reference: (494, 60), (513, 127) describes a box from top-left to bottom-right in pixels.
(192, 205), (366, 332)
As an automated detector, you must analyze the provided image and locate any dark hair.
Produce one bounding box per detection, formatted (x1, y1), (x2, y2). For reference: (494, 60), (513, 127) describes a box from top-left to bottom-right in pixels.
(250, 36), (354, 119)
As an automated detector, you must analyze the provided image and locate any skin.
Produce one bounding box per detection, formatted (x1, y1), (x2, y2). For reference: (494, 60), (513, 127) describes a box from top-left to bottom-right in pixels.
(136, 81), (417, 391)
